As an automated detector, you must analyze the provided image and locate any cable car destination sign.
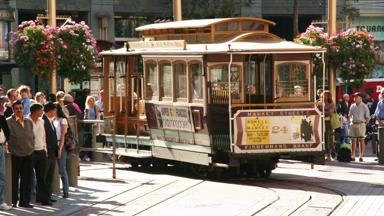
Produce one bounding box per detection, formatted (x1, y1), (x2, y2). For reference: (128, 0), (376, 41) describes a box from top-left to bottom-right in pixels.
(234, 109), (322, 153)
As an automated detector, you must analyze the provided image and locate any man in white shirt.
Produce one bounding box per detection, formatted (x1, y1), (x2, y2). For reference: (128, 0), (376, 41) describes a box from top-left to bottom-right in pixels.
(29, 104), (51, 206)
(0, 114), (11, 210)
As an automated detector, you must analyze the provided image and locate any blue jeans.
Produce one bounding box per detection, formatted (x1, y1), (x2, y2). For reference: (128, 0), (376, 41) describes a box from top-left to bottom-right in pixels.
(343, 119), (351, 144)
(0, 146), (5, 204)
(57, 149), (69, 194)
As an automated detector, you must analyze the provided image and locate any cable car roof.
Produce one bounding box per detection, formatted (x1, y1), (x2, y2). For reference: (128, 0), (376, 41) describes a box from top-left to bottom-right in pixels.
(135, 17), (276, 31)
(100, 40), (325, 56)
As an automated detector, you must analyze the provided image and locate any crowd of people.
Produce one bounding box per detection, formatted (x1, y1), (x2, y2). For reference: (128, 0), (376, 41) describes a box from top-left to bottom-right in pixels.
(321, 89), (384, 162)
(0, 85), (104, 210)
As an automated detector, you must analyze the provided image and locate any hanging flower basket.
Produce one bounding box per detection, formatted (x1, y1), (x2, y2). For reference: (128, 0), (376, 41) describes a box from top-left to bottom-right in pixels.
(10, 21), (57, 79)
(328, 29), (376, 89)
(294, 25), (328, 77)
(56, 21), (97, 83)
(10, 20), (97, 83)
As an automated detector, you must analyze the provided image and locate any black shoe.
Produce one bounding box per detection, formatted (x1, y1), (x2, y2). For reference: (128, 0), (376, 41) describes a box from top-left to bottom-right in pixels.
(50, 198), (57, 203)
(19, 203), (33, 208)
(41, 201), (52, 206)
(12, 203), (17, 208)
(63, 193), (69, 198)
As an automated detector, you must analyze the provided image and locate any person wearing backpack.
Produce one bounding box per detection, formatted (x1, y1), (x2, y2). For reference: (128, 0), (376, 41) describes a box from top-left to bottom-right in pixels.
(53, 105), (69, 198)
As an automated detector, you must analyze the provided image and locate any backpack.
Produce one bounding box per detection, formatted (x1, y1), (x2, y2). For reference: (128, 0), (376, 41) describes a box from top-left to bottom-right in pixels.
(64, 122), (77, 152)
(337, 143), (352, 162)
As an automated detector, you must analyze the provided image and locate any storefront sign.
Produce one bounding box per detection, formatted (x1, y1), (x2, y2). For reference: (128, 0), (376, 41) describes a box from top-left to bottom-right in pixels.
(157, 105), (194, 132)
(234, 109), (322, 152)
(353, 17), (384, 41)
(0, 9), (14, 21)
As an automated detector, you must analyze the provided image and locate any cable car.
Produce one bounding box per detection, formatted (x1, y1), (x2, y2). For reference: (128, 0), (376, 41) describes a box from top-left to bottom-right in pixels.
(100, 17), (326, 177)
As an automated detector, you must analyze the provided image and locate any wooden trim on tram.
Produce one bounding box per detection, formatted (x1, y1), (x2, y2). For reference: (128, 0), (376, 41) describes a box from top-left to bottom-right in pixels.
(231, 102), (319, 108)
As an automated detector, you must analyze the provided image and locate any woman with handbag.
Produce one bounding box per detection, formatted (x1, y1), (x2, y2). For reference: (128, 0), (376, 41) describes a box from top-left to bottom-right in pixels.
(321, 90), (337, 161)
(53, 105), (69, 198)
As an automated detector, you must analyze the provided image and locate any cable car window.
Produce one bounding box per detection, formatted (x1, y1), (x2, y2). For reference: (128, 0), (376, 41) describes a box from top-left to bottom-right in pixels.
(108, 60), (115, 112)
(241, 21), (264, 31)
(116, 61), (126, 97)
(160, 63), (172, 99)
(275, 62), (309, 101)
(191, 63), (203, 100)
(145, 63), (158, 100)
(175, 62), (187, 100)
(209, 64), (241, 103)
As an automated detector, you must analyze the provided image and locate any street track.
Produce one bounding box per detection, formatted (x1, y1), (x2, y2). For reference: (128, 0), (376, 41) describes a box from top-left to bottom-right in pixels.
(77, 164), (345, 216)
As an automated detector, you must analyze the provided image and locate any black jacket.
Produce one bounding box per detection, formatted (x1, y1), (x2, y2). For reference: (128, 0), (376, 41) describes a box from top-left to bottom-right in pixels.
(0, 115), (9, 141)
(43, 115), (58, 157)
(337, 101), (351, 117)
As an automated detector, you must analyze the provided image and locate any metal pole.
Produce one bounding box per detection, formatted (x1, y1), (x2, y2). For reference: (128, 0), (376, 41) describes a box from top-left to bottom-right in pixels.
(228, 48), (233, 152)
(173, 0), (182, 21)
(48, 0), (57, 93)
(328, 0), (337, 101)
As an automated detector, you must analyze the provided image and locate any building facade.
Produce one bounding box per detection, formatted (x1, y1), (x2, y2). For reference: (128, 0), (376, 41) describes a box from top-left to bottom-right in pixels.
(3, 0), (378, 93)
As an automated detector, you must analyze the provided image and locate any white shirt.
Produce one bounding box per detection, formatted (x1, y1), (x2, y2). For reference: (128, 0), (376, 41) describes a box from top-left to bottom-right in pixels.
(0, 130), (5, 144)
(53, 118), (68, 141)
(30, 118), (46, 151)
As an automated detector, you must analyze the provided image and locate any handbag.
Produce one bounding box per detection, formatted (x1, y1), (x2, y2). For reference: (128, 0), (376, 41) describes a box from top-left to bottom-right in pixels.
(330, 113), (341, 130)
(65, 125), (77, 152)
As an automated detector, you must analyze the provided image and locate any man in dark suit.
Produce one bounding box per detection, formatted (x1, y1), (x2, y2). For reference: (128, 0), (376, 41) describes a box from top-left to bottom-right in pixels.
(42, 103), (58, 203)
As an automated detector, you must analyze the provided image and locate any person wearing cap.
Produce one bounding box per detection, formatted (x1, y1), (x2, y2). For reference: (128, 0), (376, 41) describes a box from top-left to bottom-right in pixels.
(337, 93), (351, 144)
(63, 94), (81, 119)
(349, 92), (370, 162)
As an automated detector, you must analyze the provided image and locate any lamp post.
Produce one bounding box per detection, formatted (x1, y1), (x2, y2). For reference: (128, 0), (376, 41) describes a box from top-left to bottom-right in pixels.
(328, 0), (336, 100)
(48, 0), (57, 93)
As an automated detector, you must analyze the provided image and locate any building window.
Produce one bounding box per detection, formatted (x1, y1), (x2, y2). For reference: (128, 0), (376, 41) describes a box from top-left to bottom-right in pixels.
(190, 63), (203, 100)
(160, 62), (172, 100)
(174, 62), (187, 100)
(115, 17), (148, 38)
(0, 21), (9, 60)
(98, 17), (108, 40)
(274, 62), (309, 102)
(145, 62), (158, 100)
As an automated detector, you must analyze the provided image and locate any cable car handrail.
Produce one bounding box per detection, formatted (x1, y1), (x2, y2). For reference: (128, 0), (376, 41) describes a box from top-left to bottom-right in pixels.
(231, 102), (319, 108)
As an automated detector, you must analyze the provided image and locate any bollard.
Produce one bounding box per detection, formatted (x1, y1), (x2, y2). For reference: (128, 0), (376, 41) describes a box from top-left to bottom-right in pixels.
(4, 153), (12, 205)
(52, 162), (61, 194)
(379, 127), (384, 164)
(66, 152), (78, 187)
(92, 123), (104, 162)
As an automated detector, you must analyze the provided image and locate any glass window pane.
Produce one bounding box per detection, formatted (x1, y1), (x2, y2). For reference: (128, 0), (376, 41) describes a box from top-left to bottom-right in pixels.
(175, 63), (187, 99)
(116, 61), (126, 96)
(160, 63), (172, 98)
(146, 63), (158, 100)
(241, 21), (264, 31)
(275, 63), (308, 98)
(108, 61), (115, 97)
(210, 65), (241, 102)
(191, 63), (203, 100)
